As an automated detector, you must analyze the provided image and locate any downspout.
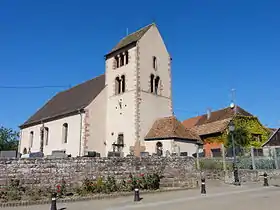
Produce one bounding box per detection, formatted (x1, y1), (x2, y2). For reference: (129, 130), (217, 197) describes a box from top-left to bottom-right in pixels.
(78, 109), (83, 157)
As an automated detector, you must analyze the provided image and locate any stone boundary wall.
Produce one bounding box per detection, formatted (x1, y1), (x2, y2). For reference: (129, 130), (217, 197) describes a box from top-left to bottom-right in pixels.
(1, 156), (280, 191)
(0, 156), (198, 190)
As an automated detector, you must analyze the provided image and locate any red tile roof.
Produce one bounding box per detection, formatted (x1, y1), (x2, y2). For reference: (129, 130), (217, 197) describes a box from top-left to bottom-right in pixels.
(182, 106), (254, 136)
(145, 116), (202, 142)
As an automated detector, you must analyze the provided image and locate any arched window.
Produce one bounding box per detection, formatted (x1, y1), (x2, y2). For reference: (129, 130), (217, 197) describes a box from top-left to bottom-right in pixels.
(62, 123), (68, 143)
(150, 74), (155, 93)
(115, 77), (121, 94)
(44, 127), (49, 146)
(153, 56), (157, 70)
(29, 131), (34, 148)
(121, 75), (125, 93)
(155, 76), (160, 95)
(156, 142), (163, 156)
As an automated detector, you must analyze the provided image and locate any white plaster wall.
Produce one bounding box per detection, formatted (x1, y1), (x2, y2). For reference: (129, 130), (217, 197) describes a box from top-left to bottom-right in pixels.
(175, 141), (198, 157)
(20, 114), (85, 157)
(145, 140), (173, 156)
(85, 87), (107, 157)
(105, 47), (137, 156)
(137, 24), (173, 152)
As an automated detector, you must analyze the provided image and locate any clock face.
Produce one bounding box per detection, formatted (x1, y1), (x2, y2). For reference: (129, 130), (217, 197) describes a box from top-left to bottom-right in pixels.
(115, 98), (126, 115)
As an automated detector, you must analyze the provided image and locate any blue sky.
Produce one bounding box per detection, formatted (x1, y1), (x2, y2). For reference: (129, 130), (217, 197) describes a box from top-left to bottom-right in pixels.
(0, 0), (280, 130)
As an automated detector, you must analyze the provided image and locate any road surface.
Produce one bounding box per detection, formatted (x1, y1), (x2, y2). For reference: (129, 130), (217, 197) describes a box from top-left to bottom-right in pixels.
(3, 182), (280, 210)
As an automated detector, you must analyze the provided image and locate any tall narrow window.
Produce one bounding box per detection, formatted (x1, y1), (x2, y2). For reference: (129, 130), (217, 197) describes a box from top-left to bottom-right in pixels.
(44, 127), (49, 146)
(114, 56), (119, 68)
(115, 77), (121, 94)
(155, 76), (160, 95)
(63, 123), (68, 143)
(125, 51), (129, 64)
(120, 54), (124, 67)
(29, 131), (34, 148)
(150, 74), (155, 93)
(121, 75), (125, 93)
(153, 56), (157, 70)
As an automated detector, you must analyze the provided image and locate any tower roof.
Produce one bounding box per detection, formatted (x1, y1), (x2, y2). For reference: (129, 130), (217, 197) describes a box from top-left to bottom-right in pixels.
(106, 23), (154, 57)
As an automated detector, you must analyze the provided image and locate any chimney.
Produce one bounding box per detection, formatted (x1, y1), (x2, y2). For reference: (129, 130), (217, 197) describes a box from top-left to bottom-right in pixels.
(207, 108), (211, 120)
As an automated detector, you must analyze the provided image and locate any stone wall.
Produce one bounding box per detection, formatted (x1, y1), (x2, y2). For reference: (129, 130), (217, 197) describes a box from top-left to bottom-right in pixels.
(0, 156), (198, 190)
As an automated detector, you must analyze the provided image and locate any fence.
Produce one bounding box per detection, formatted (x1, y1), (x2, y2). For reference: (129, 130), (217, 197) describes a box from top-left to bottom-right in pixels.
(199, 144), (280, 170)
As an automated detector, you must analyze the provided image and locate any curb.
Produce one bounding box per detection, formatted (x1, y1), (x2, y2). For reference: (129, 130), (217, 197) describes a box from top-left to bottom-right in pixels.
(0, 186), (198, 208)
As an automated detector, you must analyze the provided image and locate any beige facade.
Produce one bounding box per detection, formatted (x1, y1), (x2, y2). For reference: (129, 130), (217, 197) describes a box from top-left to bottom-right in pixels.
(20, 114), (85, 157)
(19, 23), (187, 157)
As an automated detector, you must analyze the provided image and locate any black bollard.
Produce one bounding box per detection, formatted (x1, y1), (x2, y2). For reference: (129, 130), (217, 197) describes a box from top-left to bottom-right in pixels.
(263, 172), (269, 187)
(134, 188), (140, 202)
(233, 165), (241, 186)
(201, 178), (206, 194)
(50, 192), (57, 210)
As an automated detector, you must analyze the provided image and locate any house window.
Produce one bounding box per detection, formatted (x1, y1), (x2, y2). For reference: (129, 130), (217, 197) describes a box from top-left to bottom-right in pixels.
(62, 123), (68, 143)
(155, 76), (160, 95)
(252, 134), (262, 142)
(29, 131), (34, 148)
(115, 77), (121, 94)
(150, 74), (155, 93)
(121, 75), (125, 93)
(44, 127), (49, 146)
(153, 56), (157, 70)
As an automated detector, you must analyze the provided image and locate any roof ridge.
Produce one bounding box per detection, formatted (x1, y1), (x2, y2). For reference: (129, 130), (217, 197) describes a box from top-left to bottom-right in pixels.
(119, 23), (154, 42)
(57, 74), (105, 95)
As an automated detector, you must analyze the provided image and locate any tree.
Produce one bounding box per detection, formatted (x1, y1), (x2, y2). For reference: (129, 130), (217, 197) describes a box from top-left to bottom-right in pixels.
(227, 127), (250, 148)
(0, 126), (19, 151)
(226, 127), (250, 156)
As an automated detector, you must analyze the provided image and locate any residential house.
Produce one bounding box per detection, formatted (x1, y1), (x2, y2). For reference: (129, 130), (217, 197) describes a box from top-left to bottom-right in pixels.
(19, 23), (199, 157)
(262, 128), (280, 157)
(182, 105), (271, 157)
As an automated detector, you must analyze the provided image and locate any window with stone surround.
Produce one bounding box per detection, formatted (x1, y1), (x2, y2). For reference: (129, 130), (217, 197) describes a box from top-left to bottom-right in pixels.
(62, 123), (68, 143)
(121, 75), (125, 93)
(153, 56), (157, 70)
(114, 51), (129, 69)
(150, 74), (155, 93)
(155, 76), (160, 95)
(44, 127), (49, 146)
(115, 77), (121, 94)
(29, 131), (34, 148)
(115, 75), (126, 95)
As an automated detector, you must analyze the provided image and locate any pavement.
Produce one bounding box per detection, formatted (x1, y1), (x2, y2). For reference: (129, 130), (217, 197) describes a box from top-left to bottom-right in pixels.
(2, 180), (280, 210)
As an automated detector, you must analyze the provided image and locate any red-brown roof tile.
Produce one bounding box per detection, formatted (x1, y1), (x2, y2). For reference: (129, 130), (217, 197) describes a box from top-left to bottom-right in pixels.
(145, 116), (201, 142)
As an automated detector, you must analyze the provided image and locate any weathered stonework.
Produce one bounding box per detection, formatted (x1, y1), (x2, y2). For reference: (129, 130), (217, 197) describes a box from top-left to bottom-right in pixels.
(0, 157), (197, 189)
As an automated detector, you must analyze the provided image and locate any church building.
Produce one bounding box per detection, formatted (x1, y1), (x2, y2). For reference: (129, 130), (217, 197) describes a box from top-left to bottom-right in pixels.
(19, 23), (201, 157)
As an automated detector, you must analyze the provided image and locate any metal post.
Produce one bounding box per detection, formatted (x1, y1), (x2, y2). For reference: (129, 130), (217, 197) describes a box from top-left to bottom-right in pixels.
(201, 177), (206, 194)
(134, 188), (140, 202)
(50, 193), (57, 210)
(232, 133), (240, 186)
(196, 145), (200, 170)
(251, 146), (256, 170)
(273, 148), (279, 169)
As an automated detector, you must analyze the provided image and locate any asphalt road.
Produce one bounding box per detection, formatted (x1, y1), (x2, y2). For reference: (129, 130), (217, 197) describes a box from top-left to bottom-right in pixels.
(3, 182), (280, 210)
